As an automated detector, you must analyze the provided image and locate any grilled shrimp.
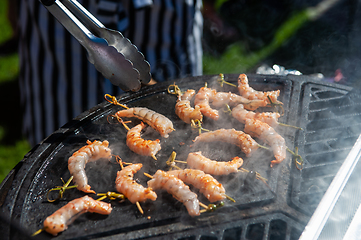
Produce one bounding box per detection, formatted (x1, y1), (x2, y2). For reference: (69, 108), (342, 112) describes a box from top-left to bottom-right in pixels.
(43, 195), (112, 236)
(237, 74), (280, 104)
(126, 122), (161, 159)
(193, 128), (259, 156)
(115, 163), (157, 204)
(211, 91), (268, 111)
(168, 169), (226, 202)
(187, 151), (243, 175)
(68, 140), (112, 193)
(232, 104), (280, 127)
(147, 170), (200, 216)
(244, 119), (286, 167)
(115, 107), (174, 138)
(175, 89), (203, 123)
(194, 87), (219, 120)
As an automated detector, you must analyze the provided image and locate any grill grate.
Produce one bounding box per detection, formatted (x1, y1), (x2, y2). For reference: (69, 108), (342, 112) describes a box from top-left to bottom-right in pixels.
(290, 80), (361, 215)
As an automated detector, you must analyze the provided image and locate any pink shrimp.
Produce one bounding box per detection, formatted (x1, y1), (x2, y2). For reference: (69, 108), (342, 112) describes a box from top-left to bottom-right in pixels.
(68, 140), (112, 194)
(147, 170), (200, 216)
(168, 169), (226, 202)
(193, 128), (259, 156)
(237, 74), (280, 104)
(211, 91), (268, 111)
(175, 89), (203, 123)
(115, 107), (175, 138)
(186, 151), (243, 175)
(244, 118), (286, 167)
(126, 122), (161, 159)
(43, 195), (112, 236)
(232, 104), (281, 127)
(194, 87), (219, 120)
(115, 163), (157, 204)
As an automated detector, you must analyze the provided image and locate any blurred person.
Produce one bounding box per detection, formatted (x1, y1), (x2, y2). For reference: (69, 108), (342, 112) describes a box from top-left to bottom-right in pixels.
(16, 0), (203, 147)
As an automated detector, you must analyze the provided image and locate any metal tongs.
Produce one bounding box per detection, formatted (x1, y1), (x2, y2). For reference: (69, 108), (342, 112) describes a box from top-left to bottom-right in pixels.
(40, 0), (151, 91)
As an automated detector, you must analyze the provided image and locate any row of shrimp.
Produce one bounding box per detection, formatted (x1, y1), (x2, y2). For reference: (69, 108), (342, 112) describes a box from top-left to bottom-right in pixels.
(172, 73), (299, 168)
(171, 73), (280, 123)
(39, 136), (232, 236)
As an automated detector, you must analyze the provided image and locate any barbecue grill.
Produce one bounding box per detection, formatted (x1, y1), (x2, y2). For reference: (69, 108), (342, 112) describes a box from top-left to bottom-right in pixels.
(0, 73), (360, 240)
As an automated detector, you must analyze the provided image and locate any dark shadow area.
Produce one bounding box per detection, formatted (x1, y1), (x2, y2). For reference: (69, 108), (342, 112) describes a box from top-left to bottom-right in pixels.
(0, 78), (22, 145)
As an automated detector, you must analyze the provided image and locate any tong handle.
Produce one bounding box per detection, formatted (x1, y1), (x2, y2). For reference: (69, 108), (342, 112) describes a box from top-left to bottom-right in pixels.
(61, 0), (106, 33)
(62, 0), (152, 84)
(39, 0), (142, 91)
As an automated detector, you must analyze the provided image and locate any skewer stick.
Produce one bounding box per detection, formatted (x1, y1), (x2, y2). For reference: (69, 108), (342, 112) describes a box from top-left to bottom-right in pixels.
(174, 160), (187, 164)
(112, 116), (131, 131)
(112, 155), (132, 166)
(191, 119), (210, 135)
(136, 202), (144, 215)
(225, 195), (236, 203)
(217, 73), (237, 88)
(278, 122), (303, 130)
(257, 144), (270, 150)
(167, 82), (183, 96)
(239, 168), (268, 183)
(144, 172), (153, 179)
(46, 176), (78, 202)
(287, 147), (304, 170)
(200, 202), (225, 213)
(267, 96), (284, 115)
(166, 151), (184, 170)
(32, 227), (47, 237)
(199, 202), (208, 209)
(104, 94), (129, 109)
(96, 192), (125, 201)
(223, 104), (232, 115)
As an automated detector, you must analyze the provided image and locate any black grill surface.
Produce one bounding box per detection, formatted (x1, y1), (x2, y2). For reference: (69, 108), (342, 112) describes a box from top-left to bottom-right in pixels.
(0, 74), (360, 240)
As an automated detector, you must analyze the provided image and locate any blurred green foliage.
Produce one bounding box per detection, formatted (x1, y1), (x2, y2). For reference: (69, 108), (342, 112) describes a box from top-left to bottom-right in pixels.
(0, 0), (13, 44)
(0, 0), (31, 183)
(203, 9), (310, 74)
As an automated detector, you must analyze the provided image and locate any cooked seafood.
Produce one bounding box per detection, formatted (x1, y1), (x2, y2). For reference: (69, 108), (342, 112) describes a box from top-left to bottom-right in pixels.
(238, 74), (280, 104)
(211, 91), (268, 111)
(147, 170), (200, 216)
(115, 163), (157, 204)
(168, 169), (226, 202)
(115, 107), (174, 138)
(186, 151), (243, 175)
(68, 140), (112, 194)
(43, 195), (112, 236)
(244, 118), (286, 167)
(194, 86), (219, 120)
(175, 89), (203, 123)
(232, 104), (280, 127)
(126, 122), (161, 159)
(193, 128), (259, 156)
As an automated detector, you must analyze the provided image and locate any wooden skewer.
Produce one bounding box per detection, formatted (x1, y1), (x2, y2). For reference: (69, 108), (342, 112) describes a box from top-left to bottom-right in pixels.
(278, 122), (303, 130)
(225, 195), (236, 203)
(104, 94), (129, 109)
(144, 172), (153, 179)
(136, 202), (144, 215)
(199, 202), (208, 209)
(32, 227), (46, 237)
(239, 168), (268, 183)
